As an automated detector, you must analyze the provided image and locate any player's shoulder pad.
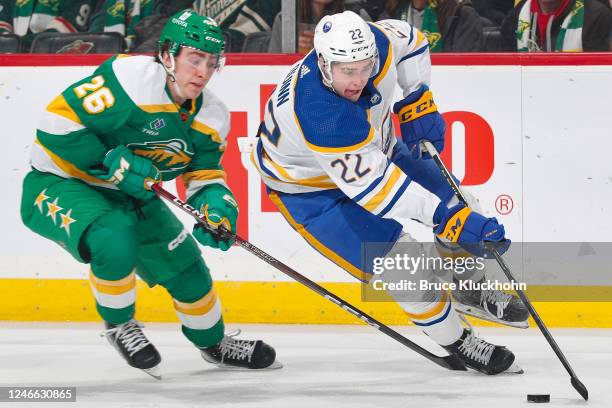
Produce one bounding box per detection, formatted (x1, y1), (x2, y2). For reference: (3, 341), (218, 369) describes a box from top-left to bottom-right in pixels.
(294, 54), (373, 153)
(191, 88), (230, 145)
(109, 55), (170, 107)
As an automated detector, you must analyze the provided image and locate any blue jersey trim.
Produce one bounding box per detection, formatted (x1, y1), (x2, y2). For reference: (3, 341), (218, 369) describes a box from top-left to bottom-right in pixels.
(377, 175), (412, 217)
(352, 160), (392, 203)
(398, 45), (428, 64)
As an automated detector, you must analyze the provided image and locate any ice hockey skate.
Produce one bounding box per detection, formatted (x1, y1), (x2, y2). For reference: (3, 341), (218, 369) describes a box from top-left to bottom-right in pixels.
(200, 330), (282, 370)
(101, 319), (162, 379)
(442, 317), (523, 375)
(452, 277), (529, 329)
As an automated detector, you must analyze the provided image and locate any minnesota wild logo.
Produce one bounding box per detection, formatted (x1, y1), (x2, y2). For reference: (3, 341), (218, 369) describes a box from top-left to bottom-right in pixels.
(108, 2), (126, 18)
(128, 139), (194, 171)
(517, 20), (530, 38)
(15, 0), (31, 7)
(424, 31), (442, 49)
(572, 0), (584, 13)
(57, 40), (94, 54)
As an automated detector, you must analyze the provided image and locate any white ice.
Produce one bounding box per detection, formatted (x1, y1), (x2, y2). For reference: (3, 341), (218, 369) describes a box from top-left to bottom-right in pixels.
(0, 323), (608, 408)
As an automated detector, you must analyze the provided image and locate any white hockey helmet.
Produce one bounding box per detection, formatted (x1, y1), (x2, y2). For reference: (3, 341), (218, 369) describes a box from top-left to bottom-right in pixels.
(314, 11), (379, 87)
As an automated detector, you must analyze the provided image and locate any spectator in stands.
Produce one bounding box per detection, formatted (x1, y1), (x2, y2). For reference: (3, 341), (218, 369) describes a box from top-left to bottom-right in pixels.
(193, 0), (281, 52)
(471, 0), (515, 26)
(0, 0), (98, 49)
(131, 1), (280, 53)
(380, 0), (484, 52)
(268, 0), (346, 53)
(500, 0), (612, 51)
(88, 0), (156, 51)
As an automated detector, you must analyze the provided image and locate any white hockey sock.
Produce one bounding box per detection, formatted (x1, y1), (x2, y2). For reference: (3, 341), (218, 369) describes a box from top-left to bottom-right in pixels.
(397, 291), (464, 346)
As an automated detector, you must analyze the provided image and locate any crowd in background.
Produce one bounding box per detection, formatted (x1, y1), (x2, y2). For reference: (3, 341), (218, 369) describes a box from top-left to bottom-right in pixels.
(0, 0), (610, 53)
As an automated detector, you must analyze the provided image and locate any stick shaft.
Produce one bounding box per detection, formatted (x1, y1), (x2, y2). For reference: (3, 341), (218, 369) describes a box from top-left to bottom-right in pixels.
(422, 141), (588, 400)
(152, 183), (466, 371)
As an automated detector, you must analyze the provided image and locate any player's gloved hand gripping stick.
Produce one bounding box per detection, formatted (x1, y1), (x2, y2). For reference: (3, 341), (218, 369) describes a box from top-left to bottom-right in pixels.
(150, 183), (468, 372)
(421, 140), (588, 401)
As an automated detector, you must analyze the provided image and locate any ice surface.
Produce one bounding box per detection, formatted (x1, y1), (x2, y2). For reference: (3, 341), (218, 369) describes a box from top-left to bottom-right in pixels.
(0, 323), (608, 407)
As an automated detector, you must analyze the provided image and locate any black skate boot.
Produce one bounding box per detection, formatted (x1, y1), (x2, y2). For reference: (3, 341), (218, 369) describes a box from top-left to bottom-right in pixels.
(101, 319), (162, 379)
(452, 277), (529, 329)
(442, 317), (523, 375)
(199, 330), (281, 370)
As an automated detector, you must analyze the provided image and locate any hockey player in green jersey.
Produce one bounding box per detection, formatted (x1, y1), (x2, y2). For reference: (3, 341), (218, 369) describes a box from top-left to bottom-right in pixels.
(20, 9), (278, 379)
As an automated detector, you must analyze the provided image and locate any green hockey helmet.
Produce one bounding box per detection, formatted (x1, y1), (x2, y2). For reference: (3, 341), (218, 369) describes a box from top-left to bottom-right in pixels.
(158, 10), (225, 57)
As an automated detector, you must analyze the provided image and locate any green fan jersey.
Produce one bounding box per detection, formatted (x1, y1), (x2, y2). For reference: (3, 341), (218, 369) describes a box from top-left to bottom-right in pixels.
(31, 54), (231, 202)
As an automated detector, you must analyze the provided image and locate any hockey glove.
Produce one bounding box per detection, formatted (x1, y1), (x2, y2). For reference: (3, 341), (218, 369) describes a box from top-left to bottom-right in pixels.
(393, 84), (445, 160)
(433, 203), (510, 258)
(190, 184), (238, 251)
(94, 146), (161, 200)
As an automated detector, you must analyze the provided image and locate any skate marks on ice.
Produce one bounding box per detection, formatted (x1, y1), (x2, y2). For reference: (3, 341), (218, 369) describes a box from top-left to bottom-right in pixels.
(0, 323), (607, 407)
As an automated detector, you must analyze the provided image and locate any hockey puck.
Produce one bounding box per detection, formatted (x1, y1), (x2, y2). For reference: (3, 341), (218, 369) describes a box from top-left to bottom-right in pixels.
(527, 394), (550, 403)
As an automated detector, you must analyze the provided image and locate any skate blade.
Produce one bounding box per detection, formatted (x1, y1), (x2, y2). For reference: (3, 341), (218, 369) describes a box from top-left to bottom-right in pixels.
(502, 361), (524, 375)
(142, 365), (162, 380)
(454, 305), (529, 329)
(213, 360), (283, 371)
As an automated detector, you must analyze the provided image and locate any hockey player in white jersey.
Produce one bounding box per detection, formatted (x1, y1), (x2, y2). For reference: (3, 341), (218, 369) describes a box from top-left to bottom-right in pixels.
(252, 11), (527, 375)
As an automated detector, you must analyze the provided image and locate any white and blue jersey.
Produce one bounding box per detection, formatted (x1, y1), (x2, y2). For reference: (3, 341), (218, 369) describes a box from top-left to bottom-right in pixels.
(252, 20), (452, 281)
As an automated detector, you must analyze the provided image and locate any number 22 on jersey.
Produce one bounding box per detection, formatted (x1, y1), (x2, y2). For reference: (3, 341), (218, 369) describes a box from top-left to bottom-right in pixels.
(73, 75), (115, 114)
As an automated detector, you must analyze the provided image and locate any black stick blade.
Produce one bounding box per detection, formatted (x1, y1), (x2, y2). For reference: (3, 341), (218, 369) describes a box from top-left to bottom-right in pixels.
(571, 377), (589, 401)
(442, 355), (468, 371)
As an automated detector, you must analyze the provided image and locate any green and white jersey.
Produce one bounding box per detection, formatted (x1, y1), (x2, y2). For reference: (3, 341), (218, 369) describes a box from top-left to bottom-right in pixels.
(31, 54), (230, 201)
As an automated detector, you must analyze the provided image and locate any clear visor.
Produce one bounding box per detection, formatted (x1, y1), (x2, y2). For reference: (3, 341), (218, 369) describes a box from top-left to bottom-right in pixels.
(181, 46), (225, 71)
(329, 55), (378, 85)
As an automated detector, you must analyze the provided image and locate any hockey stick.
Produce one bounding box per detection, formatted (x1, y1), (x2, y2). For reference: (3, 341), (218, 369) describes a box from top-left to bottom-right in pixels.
(151, 183), (466, 371)
(421, 140), (588, 400)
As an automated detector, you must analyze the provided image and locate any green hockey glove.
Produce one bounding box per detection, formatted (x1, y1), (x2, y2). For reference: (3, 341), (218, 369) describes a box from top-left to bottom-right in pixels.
(95, 146), (161, 200)
(190, 184), (238, 251)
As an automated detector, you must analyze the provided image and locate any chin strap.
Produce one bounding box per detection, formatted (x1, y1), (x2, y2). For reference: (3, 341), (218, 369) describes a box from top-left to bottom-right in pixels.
(158, 50), (185, 101)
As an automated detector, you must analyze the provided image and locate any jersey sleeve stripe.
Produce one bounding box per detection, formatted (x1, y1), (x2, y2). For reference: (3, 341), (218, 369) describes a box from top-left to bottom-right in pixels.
(182, 169), (227, 183)
(47, 94), (82, 125)
(139, 104), (178, 113)
(373, 36), (393, 87)
(377, 176), (412, 217)
(352, 160), (392, 203)
(38, 110), (85, 134)
(398, 45), (429, 63)
(185, 179), (229, 200)
(253, 140), (279, 179)
(191, 120), (222, 143)
(363, 166), (402, 211)
(33, 139), (109, 185)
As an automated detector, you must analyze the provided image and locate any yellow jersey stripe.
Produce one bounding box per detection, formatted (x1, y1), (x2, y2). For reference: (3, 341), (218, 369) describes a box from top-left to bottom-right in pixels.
(191, 120), (222, 143)
(253, 149), (337, 189)
(269, 191), (370, 282)
(374, 37), (393, 88)
(182, 170), (227, 184)
(46, 94), (82, 125)
(34, 139), (109, 185)
(139, 104), (178, 113)
(363, 166), (402, 212)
